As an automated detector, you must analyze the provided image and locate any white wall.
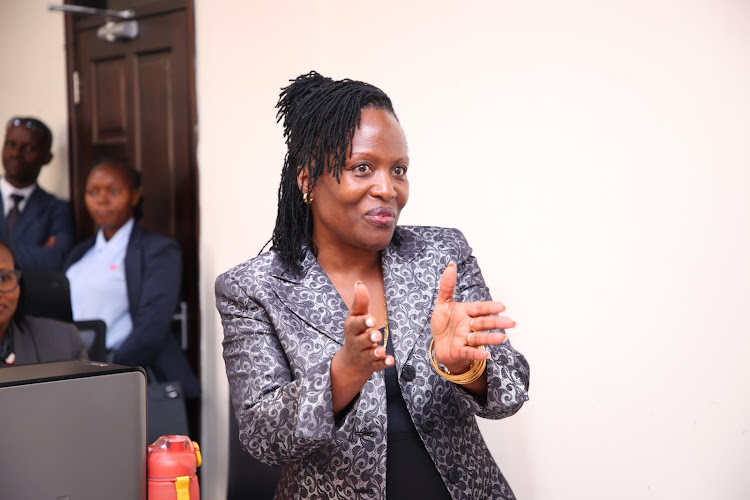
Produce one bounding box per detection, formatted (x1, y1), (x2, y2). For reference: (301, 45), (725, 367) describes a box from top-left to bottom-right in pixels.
(0, 0), (70, 199)
(196, 1), (750, 499)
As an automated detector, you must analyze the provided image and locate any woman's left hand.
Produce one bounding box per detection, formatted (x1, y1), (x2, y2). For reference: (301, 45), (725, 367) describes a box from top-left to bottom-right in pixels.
(430, 262), (516, 375)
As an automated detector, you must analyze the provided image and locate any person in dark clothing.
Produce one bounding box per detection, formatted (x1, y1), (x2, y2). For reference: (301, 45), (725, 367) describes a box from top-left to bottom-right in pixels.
(1, 117), (74, 271)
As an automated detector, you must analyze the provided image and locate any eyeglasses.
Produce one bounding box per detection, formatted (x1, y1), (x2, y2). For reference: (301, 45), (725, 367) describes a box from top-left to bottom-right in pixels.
(0, 270), (22, 293)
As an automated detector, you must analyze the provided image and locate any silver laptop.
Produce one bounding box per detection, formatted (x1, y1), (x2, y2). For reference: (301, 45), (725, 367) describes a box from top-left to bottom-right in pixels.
(0, 360), (147, 500)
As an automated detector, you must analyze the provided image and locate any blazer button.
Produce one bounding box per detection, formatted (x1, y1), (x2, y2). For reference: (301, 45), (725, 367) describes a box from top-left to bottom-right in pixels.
(401, 364), (416, 381)
(448, 466), (462, 484)
(423, 419), (436, 434)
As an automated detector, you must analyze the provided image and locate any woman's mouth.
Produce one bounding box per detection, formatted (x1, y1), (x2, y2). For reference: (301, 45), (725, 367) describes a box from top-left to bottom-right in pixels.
(365, 207), (396, 226)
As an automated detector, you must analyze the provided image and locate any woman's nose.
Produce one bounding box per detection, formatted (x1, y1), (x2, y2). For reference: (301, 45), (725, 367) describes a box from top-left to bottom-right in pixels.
(371, 170), (396, 199)
(93, 193), (109, 205)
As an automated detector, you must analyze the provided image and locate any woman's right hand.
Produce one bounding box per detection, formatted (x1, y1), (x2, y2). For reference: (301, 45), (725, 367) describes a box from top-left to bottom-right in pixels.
(339, 281), (394, 376)
(330, 281), (393, 416)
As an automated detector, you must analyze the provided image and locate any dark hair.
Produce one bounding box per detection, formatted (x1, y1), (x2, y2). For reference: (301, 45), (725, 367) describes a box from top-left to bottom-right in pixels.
(90, 157), (144, 220)
(271, 71), (398, 273)
(6, 116), (53, 152)
(0, 239), (25, 322)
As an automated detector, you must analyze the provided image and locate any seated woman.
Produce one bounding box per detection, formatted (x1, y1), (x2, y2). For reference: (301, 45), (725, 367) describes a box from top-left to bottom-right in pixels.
(0, 240), (88, 366)
(64, 159), (199, 398)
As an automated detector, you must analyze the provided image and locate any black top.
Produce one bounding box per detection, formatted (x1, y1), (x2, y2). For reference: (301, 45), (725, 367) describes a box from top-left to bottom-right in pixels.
(383, 327), (418, 435)
(383, 326), (452, 499)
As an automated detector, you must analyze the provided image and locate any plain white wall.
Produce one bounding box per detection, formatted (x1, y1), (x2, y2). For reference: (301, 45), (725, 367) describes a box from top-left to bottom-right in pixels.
(196, 1), (750, 499)
(3, 1), (750, 499)
(0, 0), (70, 199)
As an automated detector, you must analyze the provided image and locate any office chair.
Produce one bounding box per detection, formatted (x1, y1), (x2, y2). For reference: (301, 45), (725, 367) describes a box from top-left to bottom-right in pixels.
(74, 319), (107, 362)
(19, 271), (73, 322)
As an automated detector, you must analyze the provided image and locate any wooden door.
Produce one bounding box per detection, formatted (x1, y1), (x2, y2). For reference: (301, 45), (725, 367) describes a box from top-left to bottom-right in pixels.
(64, 0), (200, 435)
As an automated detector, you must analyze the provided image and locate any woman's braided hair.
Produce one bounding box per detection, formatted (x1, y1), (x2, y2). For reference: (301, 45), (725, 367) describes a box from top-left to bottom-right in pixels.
(270, 71), (397, 273)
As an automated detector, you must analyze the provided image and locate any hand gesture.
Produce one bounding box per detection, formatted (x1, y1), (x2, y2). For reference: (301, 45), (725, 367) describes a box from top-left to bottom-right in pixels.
(339, 281), (394, 378)
(430, 263), (515, 374)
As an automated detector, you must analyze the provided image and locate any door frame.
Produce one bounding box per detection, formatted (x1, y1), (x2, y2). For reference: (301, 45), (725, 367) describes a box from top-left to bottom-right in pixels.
(62, 0), (201, 391)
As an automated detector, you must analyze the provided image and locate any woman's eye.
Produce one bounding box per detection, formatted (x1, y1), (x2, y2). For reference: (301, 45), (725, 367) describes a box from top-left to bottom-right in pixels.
(353, 164), (370, 174)
(110, 189), (121, 195)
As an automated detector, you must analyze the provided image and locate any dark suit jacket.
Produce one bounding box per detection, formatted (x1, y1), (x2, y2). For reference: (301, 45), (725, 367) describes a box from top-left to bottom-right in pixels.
(216, 226), (530, 499)
(5, 315), (88, 366)
(0, 182), (74, 272)
(65, 223), (200, 398)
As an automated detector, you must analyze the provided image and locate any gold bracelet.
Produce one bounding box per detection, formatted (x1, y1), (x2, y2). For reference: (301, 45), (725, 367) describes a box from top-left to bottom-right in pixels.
(429, 339), (487, 385)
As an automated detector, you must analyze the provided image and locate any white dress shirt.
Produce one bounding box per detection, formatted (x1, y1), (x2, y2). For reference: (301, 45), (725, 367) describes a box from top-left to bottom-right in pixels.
(66, 218), (136, 350)
(1, 176), (36, 216)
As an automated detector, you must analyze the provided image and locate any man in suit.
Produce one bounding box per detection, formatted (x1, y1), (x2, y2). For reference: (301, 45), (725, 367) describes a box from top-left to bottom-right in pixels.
(1, 117), (74, 271)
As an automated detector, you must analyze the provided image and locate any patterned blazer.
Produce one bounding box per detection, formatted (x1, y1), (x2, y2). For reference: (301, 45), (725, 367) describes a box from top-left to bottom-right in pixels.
(216, 226), (530, 499)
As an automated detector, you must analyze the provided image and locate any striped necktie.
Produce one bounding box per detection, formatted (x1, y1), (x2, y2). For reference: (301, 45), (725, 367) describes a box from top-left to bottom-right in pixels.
(6, 193), (25, 235)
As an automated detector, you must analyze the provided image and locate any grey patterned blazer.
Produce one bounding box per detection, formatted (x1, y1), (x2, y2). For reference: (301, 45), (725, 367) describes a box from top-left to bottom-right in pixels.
(216, 226), (530, 499)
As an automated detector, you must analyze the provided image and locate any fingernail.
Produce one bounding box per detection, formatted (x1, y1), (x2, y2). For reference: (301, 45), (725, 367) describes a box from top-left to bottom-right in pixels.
(385, 357), (394, 366)
(448, 262), (456, 268)
(354, 280), (363, 293)
(374, 349), (382, 358)
(370, 332), (378, 342)
(366, 317), (375, 328)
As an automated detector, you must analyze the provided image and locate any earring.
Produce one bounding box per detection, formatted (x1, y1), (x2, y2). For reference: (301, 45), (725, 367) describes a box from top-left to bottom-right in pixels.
(303, 192), (312, 204)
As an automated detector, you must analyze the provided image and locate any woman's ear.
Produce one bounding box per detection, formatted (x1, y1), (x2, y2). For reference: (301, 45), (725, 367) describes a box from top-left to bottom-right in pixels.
(297, 168), (310, 196)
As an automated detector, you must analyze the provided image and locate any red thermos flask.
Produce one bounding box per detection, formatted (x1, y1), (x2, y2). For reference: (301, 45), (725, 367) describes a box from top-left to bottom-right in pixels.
(147, 435), (202, 500)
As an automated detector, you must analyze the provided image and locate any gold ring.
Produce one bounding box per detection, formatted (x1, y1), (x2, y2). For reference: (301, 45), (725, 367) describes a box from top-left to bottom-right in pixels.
(467, 331), (475, 347)
(469, 318), (477, 332)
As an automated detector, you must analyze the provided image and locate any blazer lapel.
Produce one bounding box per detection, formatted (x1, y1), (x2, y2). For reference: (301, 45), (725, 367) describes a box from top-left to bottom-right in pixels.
(269, 248), (349, 345)
(267, 228), (436, 357)
(0, 195), (6, 239)
(382, 228), (434, 370)
(125, 224), (143, 312)
(9, 188), (43, 236)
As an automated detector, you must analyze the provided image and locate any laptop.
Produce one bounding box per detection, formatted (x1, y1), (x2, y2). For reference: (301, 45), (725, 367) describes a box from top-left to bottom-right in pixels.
(0, 360), (147, 500)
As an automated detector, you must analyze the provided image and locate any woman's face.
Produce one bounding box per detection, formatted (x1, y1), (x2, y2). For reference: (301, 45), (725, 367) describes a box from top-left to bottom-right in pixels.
(303, 107), (410, 255)
(0, 246), (20, 332)
(85, 164), (139, 240)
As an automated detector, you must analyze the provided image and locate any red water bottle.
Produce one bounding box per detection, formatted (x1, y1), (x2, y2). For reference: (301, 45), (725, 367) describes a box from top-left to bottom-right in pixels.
(147, 435), (202, 500)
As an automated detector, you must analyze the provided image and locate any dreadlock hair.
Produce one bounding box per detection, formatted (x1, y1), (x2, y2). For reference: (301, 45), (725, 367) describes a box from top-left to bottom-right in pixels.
(271, 71), (398, 274)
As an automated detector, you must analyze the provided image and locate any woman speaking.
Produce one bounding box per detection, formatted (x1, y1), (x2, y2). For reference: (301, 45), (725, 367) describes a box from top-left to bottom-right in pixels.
(216, 72), (530, 499)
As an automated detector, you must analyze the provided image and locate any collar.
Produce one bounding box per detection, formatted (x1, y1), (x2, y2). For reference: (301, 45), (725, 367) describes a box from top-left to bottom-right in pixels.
(1, 177), (37, 213)
(94, 217), (136, 250)
(270, 227), (426, 284)
(267, 227), (430, 354)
